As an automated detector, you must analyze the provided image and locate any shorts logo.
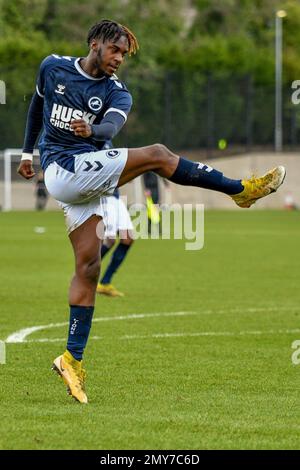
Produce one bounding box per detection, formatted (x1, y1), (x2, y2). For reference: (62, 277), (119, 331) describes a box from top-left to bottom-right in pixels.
(88, 96), (103, 112)
(106, 150), (120, 159)
(83, 160), (103, 172)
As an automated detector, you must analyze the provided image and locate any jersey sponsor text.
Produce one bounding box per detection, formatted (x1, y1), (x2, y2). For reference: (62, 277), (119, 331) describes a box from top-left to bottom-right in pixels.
(50, 103), (97, 130)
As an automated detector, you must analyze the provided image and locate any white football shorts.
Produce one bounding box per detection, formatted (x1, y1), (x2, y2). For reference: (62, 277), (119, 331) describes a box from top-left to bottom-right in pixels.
(100, 195), (133, 238)
(44, 148), (128, 234)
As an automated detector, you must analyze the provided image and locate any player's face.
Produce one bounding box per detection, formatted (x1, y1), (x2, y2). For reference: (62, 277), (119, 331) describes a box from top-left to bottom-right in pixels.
(93, 36), (129, 75)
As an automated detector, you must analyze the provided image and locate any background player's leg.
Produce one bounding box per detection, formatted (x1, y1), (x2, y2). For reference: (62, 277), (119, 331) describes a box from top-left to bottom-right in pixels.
(101, 237), (116, 260)
(100, 231), (133, 287)
(96, 237), (121, 296)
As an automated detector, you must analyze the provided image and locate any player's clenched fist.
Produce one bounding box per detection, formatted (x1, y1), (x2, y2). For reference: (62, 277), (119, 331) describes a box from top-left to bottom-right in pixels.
(70, 119), (92, 138)
(17, 160), (36, 180)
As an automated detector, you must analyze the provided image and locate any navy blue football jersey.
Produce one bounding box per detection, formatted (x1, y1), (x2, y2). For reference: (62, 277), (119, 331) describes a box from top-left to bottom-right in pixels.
(36, 54), (132, 170)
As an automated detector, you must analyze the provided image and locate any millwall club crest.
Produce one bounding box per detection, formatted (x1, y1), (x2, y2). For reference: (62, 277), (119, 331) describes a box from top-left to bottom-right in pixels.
(88, 96), (103, 112)
(106, 150), (120, 159)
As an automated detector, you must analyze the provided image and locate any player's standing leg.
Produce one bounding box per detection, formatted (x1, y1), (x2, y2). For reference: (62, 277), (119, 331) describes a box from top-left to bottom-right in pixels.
(52, 215), (102, 404)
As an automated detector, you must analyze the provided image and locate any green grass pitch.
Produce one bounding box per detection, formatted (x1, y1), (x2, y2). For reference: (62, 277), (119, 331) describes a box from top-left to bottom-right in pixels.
(0, 209), (299, 449)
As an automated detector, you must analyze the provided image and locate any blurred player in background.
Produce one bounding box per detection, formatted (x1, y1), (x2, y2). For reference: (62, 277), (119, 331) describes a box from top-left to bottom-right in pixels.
(143, 172), (170, 233)
(284, 192), (298, 211)
(97, 142), (134, 297)
(96, 189), (134, 297)
(18, 19), (286, 404)
(35, 171), (48, 210)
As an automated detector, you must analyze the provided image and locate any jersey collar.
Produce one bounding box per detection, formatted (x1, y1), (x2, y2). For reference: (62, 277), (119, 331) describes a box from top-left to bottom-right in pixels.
(74, 58), (106, 81)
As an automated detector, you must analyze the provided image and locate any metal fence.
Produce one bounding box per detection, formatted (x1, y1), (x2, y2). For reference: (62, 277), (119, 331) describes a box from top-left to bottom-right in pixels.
(0, 70), (299, 157)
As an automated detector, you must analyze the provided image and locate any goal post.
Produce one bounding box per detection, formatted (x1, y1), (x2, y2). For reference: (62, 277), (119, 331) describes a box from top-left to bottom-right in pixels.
(1, 149), (40, 211)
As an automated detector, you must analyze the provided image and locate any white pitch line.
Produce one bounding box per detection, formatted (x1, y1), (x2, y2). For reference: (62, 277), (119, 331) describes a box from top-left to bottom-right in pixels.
(5, 323), (68, 344)
(20, 328), (300, 344)
(5, 311), (196, 343)
(5, 306), (300, 344)
(120, 328), (300, 340)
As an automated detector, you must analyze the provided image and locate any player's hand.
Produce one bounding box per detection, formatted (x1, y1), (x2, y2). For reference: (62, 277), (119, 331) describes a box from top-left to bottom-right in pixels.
(70, 119), (92, 138)
(17, 160), (36, 180)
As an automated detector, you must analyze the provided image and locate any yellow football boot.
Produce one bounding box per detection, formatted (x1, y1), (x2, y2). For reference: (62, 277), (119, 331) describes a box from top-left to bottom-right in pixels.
(96, 283), (124, 297)
(52, 350), (88, 404)
(231, 166), (286, 208)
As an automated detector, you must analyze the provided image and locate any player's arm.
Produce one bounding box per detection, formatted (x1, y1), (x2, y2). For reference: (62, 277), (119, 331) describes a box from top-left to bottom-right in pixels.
(70, 111), (126, 139)
(17, 91), (44, 179)
(18, 55), (52, 179)
(71, 83), (132, 139)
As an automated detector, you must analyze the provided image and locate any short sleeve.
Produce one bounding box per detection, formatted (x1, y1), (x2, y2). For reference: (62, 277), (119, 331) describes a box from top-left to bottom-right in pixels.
(36, 55), (58, 98)
(105, 80), (133, 122)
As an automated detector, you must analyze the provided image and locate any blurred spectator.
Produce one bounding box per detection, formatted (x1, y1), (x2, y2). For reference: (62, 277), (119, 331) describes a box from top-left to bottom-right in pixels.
(142, 172), (170, 233)
(35, 171), (48, 210)
(284, 193), (298, 211)
(143, 172), (161, 206)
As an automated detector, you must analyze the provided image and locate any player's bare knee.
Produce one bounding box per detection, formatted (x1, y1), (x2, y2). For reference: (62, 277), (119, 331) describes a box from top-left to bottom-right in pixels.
(91, 259), (101, 283)
(76, 256), (100, 285)
(149, 144), (175, 168)
(86, 261), (100, 285)
(150, 143), (167, 159)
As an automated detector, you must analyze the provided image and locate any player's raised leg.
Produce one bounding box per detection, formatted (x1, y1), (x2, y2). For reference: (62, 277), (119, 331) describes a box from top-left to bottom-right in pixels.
(118, 144), (286, 208)
(52, 215), (102, 404)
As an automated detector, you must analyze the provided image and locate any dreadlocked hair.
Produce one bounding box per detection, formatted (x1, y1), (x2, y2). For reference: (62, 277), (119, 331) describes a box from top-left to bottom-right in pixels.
(87, 19), (139, 56)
